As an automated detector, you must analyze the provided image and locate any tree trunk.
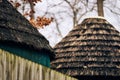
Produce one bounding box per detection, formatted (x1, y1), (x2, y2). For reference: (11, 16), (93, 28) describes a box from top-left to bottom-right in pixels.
(97, 0), (104, 17)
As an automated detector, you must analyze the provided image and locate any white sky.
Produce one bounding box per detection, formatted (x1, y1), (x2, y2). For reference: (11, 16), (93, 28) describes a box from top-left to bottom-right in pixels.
(28, 0), (120, 47)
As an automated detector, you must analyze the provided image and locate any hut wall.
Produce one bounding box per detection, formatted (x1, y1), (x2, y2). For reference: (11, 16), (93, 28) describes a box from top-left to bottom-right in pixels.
(0, 44), (50, 67)
(0, 49), (77, 80)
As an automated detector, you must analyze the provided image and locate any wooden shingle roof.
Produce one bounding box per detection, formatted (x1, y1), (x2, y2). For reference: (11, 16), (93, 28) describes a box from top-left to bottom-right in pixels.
(51, 17), (120, 77)
(0, 0), (54, 59)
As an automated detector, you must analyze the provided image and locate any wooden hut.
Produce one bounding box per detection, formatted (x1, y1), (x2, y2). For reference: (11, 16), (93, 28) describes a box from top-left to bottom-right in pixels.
(0, 0), (77, 80)
(51, 17), (120, 80)
(0, 0), (54, 67)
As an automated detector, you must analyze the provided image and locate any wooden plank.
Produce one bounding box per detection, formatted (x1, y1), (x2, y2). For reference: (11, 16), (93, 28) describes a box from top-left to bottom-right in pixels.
(0, 49), (78, 80)
(0, 50), (2, 80)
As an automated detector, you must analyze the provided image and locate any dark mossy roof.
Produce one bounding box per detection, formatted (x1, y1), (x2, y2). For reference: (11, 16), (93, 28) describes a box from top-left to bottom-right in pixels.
(0, 0), (54, 60)
(51, 17), (120, 76)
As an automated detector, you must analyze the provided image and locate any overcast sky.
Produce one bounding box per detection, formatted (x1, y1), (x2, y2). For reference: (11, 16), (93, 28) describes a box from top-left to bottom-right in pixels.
(32, 0), (120, 47)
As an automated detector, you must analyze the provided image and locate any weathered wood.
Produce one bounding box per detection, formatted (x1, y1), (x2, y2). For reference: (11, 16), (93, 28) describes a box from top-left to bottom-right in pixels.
(0, 0), (54, 61)
(97, 0), (104, 17)
(0, 49), (77, 80)
(51, 18), (120, 77)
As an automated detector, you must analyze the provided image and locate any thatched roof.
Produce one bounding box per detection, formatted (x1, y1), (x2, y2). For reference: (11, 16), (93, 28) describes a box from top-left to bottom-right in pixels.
(0, 0), (54, 59)
(51, 17), (120, 77)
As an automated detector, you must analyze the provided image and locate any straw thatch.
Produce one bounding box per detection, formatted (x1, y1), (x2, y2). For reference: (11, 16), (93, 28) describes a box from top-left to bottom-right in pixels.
(51, 17), (120, 77)
(0, 0), (54, 59)
(0, 49), (77, 80)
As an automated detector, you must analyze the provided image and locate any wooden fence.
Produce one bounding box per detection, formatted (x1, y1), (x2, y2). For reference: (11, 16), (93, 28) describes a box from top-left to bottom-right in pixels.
(0, 49), (77, 80)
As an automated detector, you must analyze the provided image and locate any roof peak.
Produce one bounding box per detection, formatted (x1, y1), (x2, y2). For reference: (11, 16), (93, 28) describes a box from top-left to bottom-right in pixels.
(51, 17), (120, 76)
(84, 16), (106, 20)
